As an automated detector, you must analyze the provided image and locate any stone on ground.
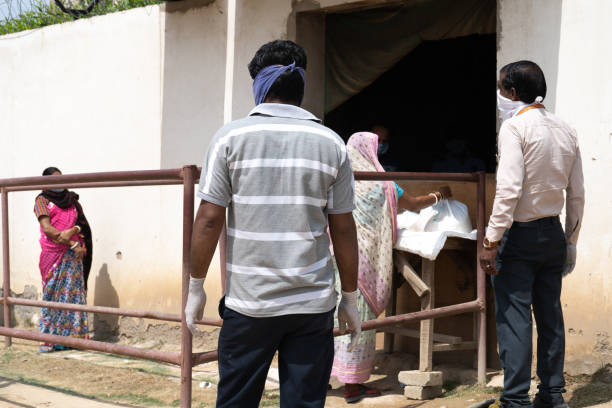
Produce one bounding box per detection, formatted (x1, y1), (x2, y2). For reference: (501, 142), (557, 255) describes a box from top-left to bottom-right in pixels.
(404, 384), (443, 400)
(398, 370), (443, 387)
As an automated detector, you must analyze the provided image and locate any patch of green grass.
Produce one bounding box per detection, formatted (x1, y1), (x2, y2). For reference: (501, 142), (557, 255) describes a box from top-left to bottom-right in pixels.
(568, 382), (612, 407)
(104, 392), (166, 406)
(443, 382), (502, 398)
(0, 371), (88, 400)
(1, 0), (164, 36)
(136, 365), (172, 377)
(0, 349), (16, 364)
(1, 368), (166, 408)
(171, 399), (181, 406)
(0, 370), (49, 388)
(260, 391), (280, 407)
(15, 374), (49, 387)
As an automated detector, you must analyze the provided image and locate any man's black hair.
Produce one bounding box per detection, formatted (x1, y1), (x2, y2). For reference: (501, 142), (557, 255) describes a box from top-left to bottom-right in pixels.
(248, 40), (307, 104)
(500, 60), (547, 104)
(42, 167), (61, 176)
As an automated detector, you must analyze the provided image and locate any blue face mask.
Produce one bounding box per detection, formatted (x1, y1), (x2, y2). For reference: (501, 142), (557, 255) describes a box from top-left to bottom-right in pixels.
(378, 143), (389, 156)
(50, 189), (65, 193)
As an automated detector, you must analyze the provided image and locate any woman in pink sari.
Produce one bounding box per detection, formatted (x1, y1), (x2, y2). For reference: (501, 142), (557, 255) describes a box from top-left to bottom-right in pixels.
(331, 132), (451, 403)
(34, 167), (92, 352)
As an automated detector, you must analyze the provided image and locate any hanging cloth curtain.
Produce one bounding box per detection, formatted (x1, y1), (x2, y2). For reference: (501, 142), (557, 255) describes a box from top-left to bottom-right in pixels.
(325, 0), (496, 113)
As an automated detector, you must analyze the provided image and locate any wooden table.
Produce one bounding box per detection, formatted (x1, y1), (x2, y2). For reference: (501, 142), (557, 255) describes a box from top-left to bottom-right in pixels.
(383, 237), (477, 371)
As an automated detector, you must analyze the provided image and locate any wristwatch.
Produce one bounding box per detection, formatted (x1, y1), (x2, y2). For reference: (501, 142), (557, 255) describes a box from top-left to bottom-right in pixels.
(483, 238), (499, 249)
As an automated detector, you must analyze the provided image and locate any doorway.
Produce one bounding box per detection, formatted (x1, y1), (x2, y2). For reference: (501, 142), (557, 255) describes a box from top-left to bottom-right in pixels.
(319, 0), (497, 173)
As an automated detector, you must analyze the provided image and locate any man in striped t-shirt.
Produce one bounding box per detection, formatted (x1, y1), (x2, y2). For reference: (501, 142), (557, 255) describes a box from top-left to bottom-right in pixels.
(184, 40), (360, 407)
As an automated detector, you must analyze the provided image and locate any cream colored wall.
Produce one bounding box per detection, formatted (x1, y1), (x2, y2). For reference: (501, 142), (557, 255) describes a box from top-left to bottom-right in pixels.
(230, 0), (294, 119)
(230, 0), (404, 121)
(0, 1), (227, 329)
(499, 0), (612, 374)
(0, 0), (405, 332)
(0, 6), (166, 312)
(160, 0), (225, 169)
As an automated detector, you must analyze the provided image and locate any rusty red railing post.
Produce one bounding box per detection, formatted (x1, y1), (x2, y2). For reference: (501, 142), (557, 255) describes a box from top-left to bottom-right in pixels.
(181, 165), (196, 407)
(1, 188), (11, 348)
(476, 171), (487, 383)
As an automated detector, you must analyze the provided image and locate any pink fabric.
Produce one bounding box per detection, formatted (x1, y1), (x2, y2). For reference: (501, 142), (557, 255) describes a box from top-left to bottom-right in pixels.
(331, 359), (375, 384)
(347, 132), (398, 242)
(39, 202), (81, 286)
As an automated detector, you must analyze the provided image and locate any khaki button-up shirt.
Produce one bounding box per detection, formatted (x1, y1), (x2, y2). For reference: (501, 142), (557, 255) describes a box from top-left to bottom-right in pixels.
(486, 108), (585, 245)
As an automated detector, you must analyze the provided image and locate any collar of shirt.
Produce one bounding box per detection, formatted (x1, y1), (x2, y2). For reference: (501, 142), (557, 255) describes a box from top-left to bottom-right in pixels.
(248, 103), (321, 123)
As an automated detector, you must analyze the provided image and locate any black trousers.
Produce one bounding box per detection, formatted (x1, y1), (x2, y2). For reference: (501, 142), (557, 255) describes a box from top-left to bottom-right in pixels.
(216, 298), (334, 408)
(492, 217), (567, 407)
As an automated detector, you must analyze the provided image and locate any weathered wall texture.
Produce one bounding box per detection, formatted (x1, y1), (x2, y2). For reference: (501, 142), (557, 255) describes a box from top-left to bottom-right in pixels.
(0, 1), (227, 334)
(498, 0), (612, 374)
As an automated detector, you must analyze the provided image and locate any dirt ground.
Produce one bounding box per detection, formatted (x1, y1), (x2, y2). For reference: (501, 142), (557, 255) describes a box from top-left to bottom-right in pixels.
(1, 331), (612, 408)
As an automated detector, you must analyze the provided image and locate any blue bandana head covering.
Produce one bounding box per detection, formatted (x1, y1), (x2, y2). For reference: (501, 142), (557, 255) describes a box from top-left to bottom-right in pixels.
(252, 62), (305, 106)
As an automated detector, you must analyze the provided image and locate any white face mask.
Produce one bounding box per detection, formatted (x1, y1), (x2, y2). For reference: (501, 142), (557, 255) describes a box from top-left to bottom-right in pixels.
(496, 89), (526, 122)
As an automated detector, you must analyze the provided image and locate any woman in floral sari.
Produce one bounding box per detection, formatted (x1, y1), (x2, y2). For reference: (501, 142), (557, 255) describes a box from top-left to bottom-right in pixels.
(332, 132), (451, 403)
(34, 167), (92, 352)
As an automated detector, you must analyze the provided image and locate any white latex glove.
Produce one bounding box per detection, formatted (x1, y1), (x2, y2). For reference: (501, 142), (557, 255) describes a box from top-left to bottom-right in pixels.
(563, 243), (577, 277)
(185, 276), (206, 335)
(337, 289), (361, 352)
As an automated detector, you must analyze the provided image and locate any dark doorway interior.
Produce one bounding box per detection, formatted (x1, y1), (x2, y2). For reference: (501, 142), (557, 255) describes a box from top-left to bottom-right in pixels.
(324, 34), (497, 173)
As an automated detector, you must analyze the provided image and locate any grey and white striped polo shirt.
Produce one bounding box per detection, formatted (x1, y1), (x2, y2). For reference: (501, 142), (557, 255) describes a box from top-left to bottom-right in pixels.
(197, 103), (355, 317)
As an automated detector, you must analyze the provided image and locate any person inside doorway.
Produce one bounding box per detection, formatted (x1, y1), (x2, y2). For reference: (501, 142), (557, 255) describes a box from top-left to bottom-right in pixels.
(184, 40), (361, 408)
(371, 124), (400, 172)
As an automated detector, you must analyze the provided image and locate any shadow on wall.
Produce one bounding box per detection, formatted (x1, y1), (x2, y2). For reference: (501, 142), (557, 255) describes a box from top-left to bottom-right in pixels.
(93, 263), (119, 341)
(568, 364), (612, 408)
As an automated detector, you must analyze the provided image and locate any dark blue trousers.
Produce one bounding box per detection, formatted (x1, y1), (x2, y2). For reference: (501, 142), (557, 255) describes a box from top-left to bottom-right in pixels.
(216, 298), (334, 408)
(492, 217), (567, 407)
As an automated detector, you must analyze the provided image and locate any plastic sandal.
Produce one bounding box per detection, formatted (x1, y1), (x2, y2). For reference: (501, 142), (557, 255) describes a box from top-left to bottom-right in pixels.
(344, 385), (382, 404)
(38, 344), (54, 353)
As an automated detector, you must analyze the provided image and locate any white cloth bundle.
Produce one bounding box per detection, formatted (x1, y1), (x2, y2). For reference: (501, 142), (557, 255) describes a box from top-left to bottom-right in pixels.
(394, 200), (477, 260)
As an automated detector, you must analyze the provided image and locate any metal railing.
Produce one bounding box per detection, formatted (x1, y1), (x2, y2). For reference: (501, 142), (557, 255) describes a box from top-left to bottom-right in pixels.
(0, 167), (486, 407)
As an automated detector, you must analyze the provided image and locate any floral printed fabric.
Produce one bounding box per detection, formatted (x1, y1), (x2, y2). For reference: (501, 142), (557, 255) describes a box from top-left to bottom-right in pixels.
(331, 132), (398, 384)
(40, 249), (88, 339)
(346, 138), (396, 317)
(331, 261), (378, 384)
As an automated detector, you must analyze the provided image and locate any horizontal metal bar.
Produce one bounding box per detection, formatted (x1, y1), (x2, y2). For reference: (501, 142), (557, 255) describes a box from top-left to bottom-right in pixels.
(0, 168), (479, 190)
(7, 297), (223, 328)
(0, 169), (184, 189)
(333, 300), (482, 336)
(0, 327), (180, 365)
(192, 350), (218, 366)
(354, 171), (479, 182)
(377, 327), (463, 344)
(6, 179), (183, 192)
(432, 341), (477, 352)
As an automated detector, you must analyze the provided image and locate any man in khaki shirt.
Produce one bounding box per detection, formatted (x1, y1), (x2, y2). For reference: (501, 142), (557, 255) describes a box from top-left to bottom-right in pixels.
(480, 61), (585, 408)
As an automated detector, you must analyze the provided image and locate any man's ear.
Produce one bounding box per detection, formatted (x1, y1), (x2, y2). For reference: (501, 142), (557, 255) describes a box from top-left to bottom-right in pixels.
(509, 87), (519, 101)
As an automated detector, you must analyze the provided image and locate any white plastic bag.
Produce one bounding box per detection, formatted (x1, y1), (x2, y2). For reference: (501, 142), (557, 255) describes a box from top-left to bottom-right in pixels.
(420, 200), (472, 234)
